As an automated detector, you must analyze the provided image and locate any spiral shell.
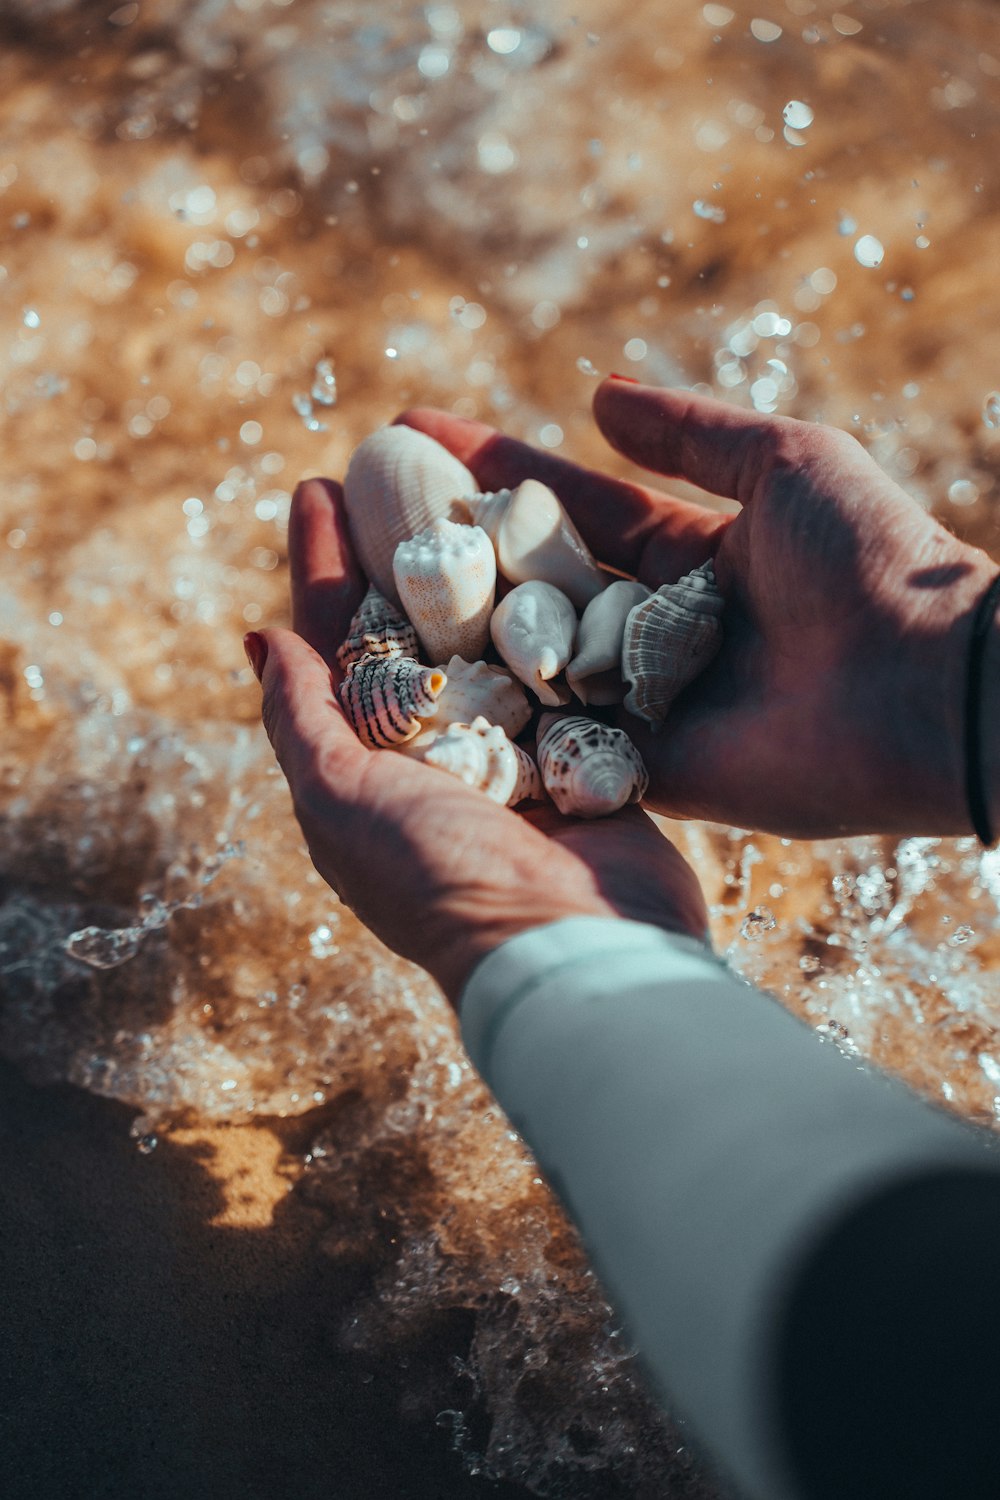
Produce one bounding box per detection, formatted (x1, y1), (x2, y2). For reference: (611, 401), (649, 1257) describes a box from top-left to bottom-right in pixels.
(335, 584), (419, 673)
(490, 580), (577, 707)
(393, 519), (496, 663)
(566, 579), (650, 706)
(342, 426), (478, 603)
(621, 559), (724, 727)
(537, 713), (648, 818)
(336, 655), (447, 748)
(462, 479), (607, 609)
(433, 656), (532, 739)
(398, 716), (543, 806)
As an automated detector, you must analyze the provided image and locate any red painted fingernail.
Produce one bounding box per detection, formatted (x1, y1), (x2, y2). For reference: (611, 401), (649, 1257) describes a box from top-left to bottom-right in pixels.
(609, 372), (640, 384)
(243, 631), (268, 681)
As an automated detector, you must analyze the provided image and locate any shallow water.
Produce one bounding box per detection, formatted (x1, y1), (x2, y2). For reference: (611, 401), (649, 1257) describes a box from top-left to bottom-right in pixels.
(1, 1), (999, 1494)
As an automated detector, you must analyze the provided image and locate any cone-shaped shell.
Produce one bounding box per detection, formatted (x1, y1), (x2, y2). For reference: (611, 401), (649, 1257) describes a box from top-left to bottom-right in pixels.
(490, 580), (576, 707)
(343, 426), (478, 603)
(398, 716), (543, 806)
(336, 584), (419, 672)
(622, 559), (724, 726)
(433, 656), (532, 739)
(336, 655), (447, 748)
(566, 579), (650, 705)
(393, 519), (496, 664)
(537, 713), (648, 819)
(464, 480), (607, 609)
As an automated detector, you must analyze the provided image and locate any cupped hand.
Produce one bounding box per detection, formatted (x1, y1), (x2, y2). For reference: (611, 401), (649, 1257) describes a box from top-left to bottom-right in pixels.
(398, 381), (996, 838)
(248, 476), (707, 1005)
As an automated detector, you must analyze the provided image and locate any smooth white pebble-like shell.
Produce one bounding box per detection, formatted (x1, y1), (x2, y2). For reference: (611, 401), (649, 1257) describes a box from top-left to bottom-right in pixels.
(462, 480), (607, 609)
(343, 426), (479, 603)
(566, 579), (651, 705)
(397, 716), (543, 805)
(393, 518), (496, 663)
(432, 656), (532, 739)
(489, 579), (577, 707)
(337, 655), (447, 748)
(621, 559), (724, 726)
(335, 583), (419, 672)
(537, 713), (648, 819)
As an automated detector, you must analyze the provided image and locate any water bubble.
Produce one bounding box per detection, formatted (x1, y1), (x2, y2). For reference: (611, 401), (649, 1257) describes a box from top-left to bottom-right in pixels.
(693, 199), (727, 223)
(65, 924), (145, 969)
(623, 337), (647, 361)
(487, 27), (522, 54)
(948, 478), (979, 506)
(854, 234), (885, 268)
(982, 392), (1000, 429)
(750, 18), (782, 42)
(740, 905), (777, 940)
(22, 307), (40, 328)
(798, 954), (822, 973)
(783, 100), (814, 129)
(702, 4), (735, 25)
(310, 357), (338, 406)
(576, 356), (600, 377)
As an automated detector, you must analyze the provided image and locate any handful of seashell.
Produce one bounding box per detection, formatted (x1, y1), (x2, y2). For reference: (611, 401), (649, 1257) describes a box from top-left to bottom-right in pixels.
(334, 425), (724, 818)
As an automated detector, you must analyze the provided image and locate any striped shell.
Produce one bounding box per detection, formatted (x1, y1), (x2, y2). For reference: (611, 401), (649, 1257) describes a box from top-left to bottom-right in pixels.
(393, 519), (496, 663)
(463, 479), (607, 609)
(336, 655), (447, 748)
(622, 559), (724, 727)
(537, 713), (648, 818)
(433, 656), (532, 739)
(397, 716), (543, 806)
(335, 584), (419, 672)
(342, 426), (478, 603)
(566, 579), (650, 706)
(489, 580), (577, 707)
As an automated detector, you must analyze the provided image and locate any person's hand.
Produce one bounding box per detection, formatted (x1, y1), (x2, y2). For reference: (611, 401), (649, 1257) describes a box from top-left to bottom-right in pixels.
(398, 380), (998, 839)
(246, 477), (707, 1005)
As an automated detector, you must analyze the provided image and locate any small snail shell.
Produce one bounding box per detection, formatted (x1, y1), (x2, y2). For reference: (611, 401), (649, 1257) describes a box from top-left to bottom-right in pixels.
(397, 716), (543, 806)
(566, 579), (650, 706)
(461, 479), (607, 609)
(621, 560), (724, 727)
(336, 655), (447, 748)
(432, 656), (532, 739)
(393, 519), (496, 664)
(490, 580), (577, 707)
(336, 584), (419, 673)
(537, 713), (648, 819)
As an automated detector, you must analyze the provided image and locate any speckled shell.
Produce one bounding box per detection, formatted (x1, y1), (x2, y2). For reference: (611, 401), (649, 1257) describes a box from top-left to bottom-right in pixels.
(342, 426), (479, 603)
(489, 580), (577, 707)
(336, 655), (447, 749)
(397, 716), (543, 806)
(464, 480), (607, 609)
(335, 584), (419, 672)
(432, 656), (532, 739)
(566, 579), (650, 705)
(621, 559), (724, 727)
(393, 519), (496, 663)
(537, 713), (648, 819)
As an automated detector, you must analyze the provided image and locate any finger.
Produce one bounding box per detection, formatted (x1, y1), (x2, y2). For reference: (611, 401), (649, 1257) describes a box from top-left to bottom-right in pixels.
(288, 478), (365, 668)
(394, 407), (725, 582)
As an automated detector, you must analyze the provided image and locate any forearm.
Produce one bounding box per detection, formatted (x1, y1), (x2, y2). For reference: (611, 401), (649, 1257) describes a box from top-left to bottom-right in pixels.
(461, 917), (1000, 1500)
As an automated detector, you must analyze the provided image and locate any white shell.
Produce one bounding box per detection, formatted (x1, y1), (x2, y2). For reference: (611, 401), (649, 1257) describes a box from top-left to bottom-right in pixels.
(342, 426), (479, 603)
(621, 559), (724, 726)
(398, 716), (543, 806)
(489, 580), (577, 707)
(462, 480), (607, 609)
(392, 519), (496, 663)
(335, 584), (419, 672)
(566, 579), (651, 705)
(537, 713), (648, 819)
(336, 655), (447, 748)
(432, 656), (532, 739)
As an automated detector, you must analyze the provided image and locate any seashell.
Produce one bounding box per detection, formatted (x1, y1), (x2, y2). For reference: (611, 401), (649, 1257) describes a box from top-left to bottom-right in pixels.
(566, 579), (651, 705)
(489, 580), (577, 707)
(432, 656), (532, 739)
(460, 480), (607, 609)
(336, 654), (447, 748)
(393, 519), (496, 663)
(537, 713), (649, 819)
(398, 716), (543, 806)
(621, 559), (724, 727)
(335, 583), (419, 672)
(342, 426), (479, 603)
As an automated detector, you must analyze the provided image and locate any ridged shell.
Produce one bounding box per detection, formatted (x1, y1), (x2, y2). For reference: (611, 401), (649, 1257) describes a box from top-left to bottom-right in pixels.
(336, 655), (447, 748)
(432, 656), (532, 739)
(566, 579), (651, 705)
(537, 713), (648, 819)
(461, 480), (607, 609)
(342, 426), (478, 603)
(335, 584), (419, 672)
(393, 519), (496, 663)
(621, 559), (724, 727)
(489, 580), (577, 707)
(398, 716), (543, 806)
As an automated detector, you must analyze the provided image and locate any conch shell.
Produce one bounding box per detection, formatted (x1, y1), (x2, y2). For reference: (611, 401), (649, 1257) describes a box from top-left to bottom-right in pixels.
(335, 583), (419, 673)
(490, 580), (577, 707)
(537, 713), (648, 819)
(393, 518), (496, 664)
(566, 579), (651, 705)
(621, 559), (724, 726)
(336, 654), (447, 748)
(397, 716), (543, 806)
(460, 479), (607, 609)
(432, 656), (532, 739)
(342, 425), (478, 603)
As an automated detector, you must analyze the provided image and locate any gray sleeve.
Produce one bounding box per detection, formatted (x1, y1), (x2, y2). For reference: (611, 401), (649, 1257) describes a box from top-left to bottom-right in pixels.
(460, 917), (1000, 1500)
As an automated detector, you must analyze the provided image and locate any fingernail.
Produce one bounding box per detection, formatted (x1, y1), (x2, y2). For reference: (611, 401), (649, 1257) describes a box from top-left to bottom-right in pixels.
(243, 631), (268, 681)
(609, 372), (640, 384)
